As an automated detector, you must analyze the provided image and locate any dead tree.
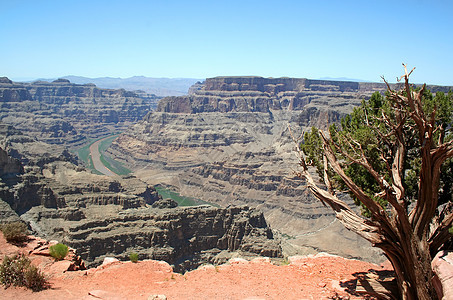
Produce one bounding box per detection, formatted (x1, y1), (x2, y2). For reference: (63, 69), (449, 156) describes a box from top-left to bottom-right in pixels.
(293, 65), (453, 299)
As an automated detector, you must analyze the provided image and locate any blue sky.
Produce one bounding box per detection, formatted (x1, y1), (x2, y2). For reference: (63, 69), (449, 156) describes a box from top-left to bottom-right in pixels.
(1, 0), (452, 85)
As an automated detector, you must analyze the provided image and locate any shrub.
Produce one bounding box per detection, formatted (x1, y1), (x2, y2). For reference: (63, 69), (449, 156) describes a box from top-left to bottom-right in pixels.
(24, 265), (48, 292)
(49, 243), (69, 261)
(0, 254), (48, 291)
(129, 252), (139, 263)
(0, 222), (28, 244)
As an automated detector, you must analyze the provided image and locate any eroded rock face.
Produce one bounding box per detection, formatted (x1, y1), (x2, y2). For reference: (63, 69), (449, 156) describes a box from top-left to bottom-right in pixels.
(0, 123), (161, 214)
(0, 147), (23, 178)
(0, 77), (160, 146)
(22, 204), (282, 272)
(107, 77), (453, 263)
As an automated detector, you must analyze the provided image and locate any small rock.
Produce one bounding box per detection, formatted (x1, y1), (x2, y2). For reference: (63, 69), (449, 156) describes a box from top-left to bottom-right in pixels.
(101, 257), (119, 267)
(330, 279), (345, 292)
(31, 247), (51, 256)
(251, 257), (270, 264)
(148, 295), (167, 300)
(288, 255), (307, 265)
(88, 290), (124, 300)
(229, 258), (248, 264)
(197, 264), (216, 271)
(49, 260), (72, 275)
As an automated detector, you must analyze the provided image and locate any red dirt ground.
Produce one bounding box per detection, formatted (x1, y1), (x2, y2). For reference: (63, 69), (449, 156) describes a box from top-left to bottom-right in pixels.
(0, 234), (392, 299)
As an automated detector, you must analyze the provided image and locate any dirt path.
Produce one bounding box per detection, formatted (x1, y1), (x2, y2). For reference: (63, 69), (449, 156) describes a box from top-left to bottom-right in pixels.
(89, 137), (117, 177)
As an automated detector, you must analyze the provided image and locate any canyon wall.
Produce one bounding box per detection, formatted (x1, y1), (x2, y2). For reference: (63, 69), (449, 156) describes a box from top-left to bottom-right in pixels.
(0, 77), (160, 146)
(23, 204), (282, 271)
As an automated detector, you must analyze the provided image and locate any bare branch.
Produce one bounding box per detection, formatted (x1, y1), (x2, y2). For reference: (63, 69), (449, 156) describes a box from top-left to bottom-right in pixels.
(318, 132), (392, 222)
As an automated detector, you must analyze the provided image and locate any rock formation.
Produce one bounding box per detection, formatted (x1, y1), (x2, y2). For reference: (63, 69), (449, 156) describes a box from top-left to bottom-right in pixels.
(0, 77), (160, 147)
(109, 77), (453, 263)
(22, 204), (282, 271)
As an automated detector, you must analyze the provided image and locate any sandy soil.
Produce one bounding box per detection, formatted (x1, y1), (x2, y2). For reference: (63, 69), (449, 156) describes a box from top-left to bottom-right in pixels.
(0, 233), (391, 299)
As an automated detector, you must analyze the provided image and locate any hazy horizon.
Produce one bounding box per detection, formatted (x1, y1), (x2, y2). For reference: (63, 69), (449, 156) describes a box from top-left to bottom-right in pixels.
(2, 0), (452, 85)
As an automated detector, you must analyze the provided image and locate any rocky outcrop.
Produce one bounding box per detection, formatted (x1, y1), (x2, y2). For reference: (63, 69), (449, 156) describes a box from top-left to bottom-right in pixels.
(0, 199), (21, 224)
(152, 198), (178, 208)
(432, 250), (453, 299)
(22, 204), (282, 272)
(0, 77), (160, 146)
(0, 147), (23, 179)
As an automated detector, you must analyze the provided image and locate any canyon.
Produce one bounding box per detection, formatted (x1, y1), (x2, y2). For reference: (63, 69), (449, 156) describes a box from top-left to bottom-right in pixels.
(2, 74), (452, 272)
(0, 77), (282, 271)
(110, 76), (453, 263)
(0, 122), (281, 270)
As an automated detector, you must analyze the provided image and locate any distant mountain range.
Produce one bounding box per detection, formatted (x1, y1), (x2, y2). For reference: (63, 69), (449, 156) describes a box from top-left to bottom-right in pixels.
(28, 76), (204, 97)
(318, 77), (370, 82)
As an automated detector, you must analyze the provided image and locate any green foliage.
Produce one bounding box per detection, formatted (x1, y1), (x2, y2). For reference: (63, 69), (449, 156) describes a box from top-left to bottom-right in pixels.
(0, 222), (28, 244)
(0, 254), (48, 292)
(49, 243), (69, 261)
(129, 252), (139, 263)
(301, 90), (453, 216)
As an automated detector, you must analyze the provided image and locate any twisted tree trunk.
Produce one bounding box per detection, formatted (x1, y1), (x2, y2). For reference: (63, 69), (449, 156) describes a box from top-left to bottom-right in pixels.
(293, 65), (453, 299)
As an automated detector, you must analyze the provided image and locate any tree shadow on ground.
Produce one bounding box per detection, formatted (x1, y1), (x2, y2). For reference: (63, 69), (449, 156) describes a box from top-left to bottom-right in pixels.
(340, 269), (398, 300)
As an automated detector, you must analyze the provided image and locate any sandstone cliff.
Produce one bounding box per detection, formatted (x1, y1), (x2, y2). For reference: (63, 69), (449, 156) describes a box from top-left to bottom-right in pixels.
(0, 77), (160, 146)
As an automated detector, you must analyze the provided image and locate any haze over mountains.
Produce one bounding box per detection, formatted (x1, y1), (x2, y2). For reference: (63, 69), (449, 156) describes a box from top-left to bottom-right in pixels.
(28, 76), (203, 97)
(17, 76), (375, 97)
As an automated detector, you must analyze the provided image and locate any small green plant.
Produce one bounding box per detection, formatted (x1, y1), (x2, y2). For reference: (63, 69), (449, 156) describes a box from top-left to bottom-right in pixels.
(0, 254), (48, 291)
(129, 252), (139, 263)
(49, 243), (69, 261)
(0, 222), (28, 244)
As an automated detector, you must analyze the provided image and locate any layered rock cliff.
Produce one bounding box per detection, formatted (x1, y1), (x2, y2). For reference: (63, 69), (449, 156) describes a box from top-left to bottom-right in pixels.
(0, 122), (161, 216)
(109, 77), (453, 262)
(0, 77), (160, 146)
(22, 204), (282, 271)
